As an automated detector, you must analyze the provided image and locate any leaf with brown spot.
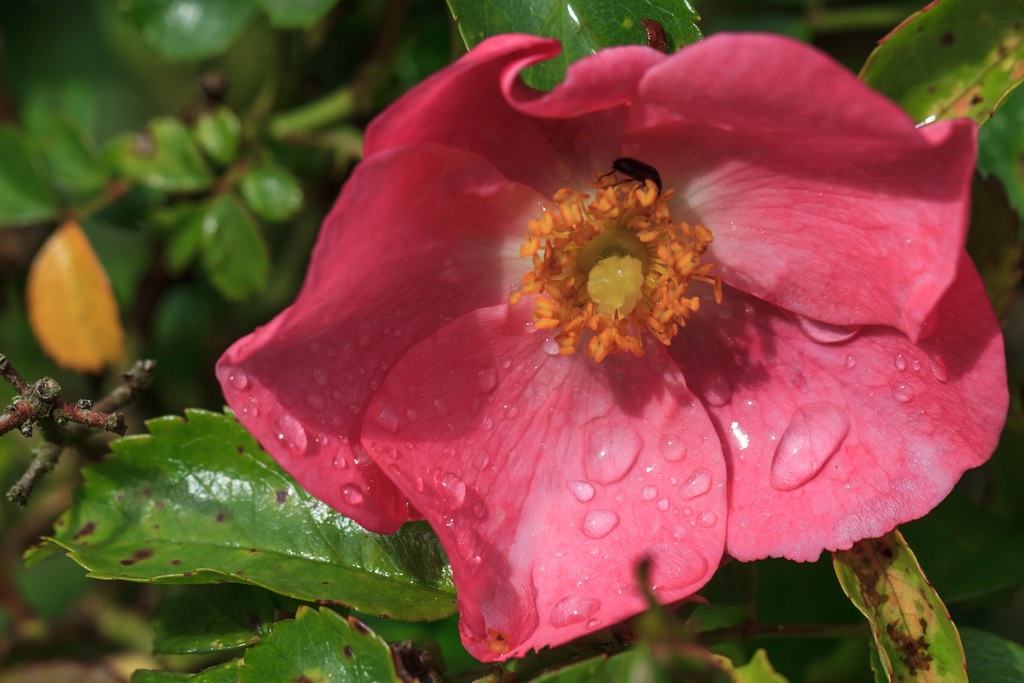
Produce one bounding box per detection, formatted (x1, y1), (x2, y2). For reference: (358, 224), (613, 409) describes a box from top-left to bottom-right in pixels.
(834, 530), (967, 682)
(860, 0), (1024, 125)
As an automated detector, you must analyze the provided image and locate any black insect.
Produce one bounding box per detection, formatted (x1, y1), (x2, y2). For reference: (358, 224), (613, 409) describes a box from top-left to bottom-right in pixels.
(603, 157), (662, 196)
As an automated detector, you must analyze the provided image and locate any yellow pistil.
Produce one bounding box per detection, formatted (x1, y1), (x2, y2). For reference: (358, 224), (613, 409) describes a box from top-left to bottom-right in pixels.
(511, 169), (721, 362)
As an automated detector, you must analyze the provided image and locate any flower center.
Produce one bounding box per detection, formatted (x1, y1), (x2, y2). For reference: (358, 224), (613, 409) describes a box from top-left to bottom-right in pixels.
(511, 164), (721, 362)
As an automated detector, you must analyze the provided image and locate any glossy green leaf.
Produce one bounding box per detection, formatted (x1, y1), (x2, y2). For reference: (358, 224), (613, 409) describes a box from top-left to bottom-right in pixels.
(0, 126), (59, 227)
(153, 584), (279, 654)
(193, 107), (242, 167)
(446, 0), (701, 90)
(31, 114), (109, 195)
(238, 163), (304, 223)
(960, 627), (1024, 681)
(39, 409), (457, 621)
(250, 0), (341, 28)
(196, 194), (270, 300)
(733, 650), (788, 683)
(978, 88), (1024, 223)
(122, 0), (257, 62)
(859, 0), (1024, 125)
(833, 530), (967, 683)
(119, 118), (214, 192)
(237, 607), (401, 683)
(132, 661), (241, 683)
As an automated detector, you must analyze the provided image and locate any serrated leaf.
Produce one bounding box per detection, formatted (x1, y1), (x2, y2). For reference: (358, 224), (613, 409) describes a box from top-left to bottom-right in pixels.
(238, 607), (400, 683)
(119, 117), (214, 192)
(193, 107), (242, 167)
(0, 126), (59, 227)
(31, 114), (110, 195)
(25, 220), (126, 373)
(153, 584), (278, 654)
(122, 0), (257, 62)
(446, 0), (701, 90)
(833, 530), (967, 683)
(250, 0), (340, 28)
(42, 409), (456, 621)
(960, 627), (1024, 681)
(195, 194), (270, 300)
(238, 163), (303, 223)
(859, 0), (1024, 125)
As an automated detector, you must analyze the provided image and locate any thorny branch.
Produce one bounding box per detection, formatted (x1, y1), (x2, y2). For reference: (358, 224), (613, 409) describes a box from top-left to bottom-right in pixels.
(2, 354), (155, 507)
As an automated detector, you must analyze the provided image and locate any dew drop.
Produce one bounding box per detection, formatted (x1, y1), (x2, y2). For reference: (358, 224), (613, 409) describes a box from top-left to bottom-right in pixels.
(550, 594), (600, 628)
(441, 472), (467, 510)
(658, 433), (687, 462)
(656, 497), (669, 511)
(433, 398), (449, 417)
(584, 425), (642, 484)
(679, 469), (711, 499)
(312, 368), (328, 386)
(647, 544), (709, 591)
(891, 382), (914, 403)
(928, 356), (948, 382)
(639, 485), (658, 501)
(894, 353), (907, 371)
(340, 484), (364, 506)
(242, 396), (260, 417)
(476, 368), (499, 393)
(698, 371), (732, 407)
(582, 509), (619, 539)
(405, 408), (418, 422)
(911, 358), (921, 372)
(699, 511), (717, 528)
(227, 371), (249, 391)
(346, 403), (361, 416)
(568, 480), (595, 502)
(795, 316), (862, 343)
(456, 529), (482, 559)
(770, 402), (850, 491)
(332, 453), (348, 469)
(305, 394), (326, 412)
(542, 339), (561, 356)
(272, 413), (307, 456)
(372, 403), (400, 434)
(845, 355), (856, 369)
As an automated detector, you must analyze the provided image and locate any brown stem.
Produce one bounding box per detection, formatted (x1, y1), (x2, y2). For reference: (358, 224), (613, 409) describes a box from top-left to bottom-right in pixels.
(6, 442), (64, 507)
(0, 353), (29, 394)
(699, 620), (869, 644)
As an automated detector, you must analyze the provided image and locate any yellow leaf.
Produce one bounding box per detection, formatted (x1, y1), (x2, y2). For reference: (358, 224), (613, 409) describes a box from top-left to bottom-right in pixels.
(26, 220), (126, 373)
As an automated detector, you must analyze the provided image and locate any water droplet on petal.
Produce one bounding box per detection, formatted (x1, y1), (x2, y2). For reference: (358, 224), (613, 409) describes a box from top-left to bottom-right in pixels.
(795, 316), (862, 343)
(928, 356), (948, 382)
(227, 371), (249, 391)
(242, 396), (259, 417)
(441, 472), (467, 510)
(582, 510), (619, 539)
(639, 485), (658, 501)
(892, 382), (914, 402)
(568, 480), (595, 502)
(373, 403), (400, 434)
(647, 543), (709, 591)
(550, 594), (600, 627)
(305, 394), (325, 412)
(405, 408), (418, 422)
(456, 529), (482, 559)
(542, 339), (560, 356)
(658, 433), (687, 462)
(911, 358), (921, 372)
(657, 497), (669, 511)
(273, 413), (307, 456)
(699, 511), (717, 528)
(312, 368), (328, 386)
(845, 355), (856, 369)
(584, 425), (642, 485)
(699, 371), (732, 407)
(433, 398), (449, 417)
(679, 468), (712, 499)
(770, 402), (850, 491)
(894, 353), (907, 371)
(341, 484), (364, 505)
(476, 368), (499, 393)
(333, 453), (348, 469)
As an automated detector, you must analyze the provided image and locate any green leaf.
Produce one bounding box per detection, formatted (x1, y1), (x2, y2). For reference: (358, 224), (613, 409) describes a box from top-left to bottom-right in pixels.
(833, 530), (967, 683)
(960, 627), (1024, 681)
(0, 126), (59, 227)
(193, 107), (242, 167)
(30, 114), (110, 195)
(250, 0), (341, 28)
(978, 88), (1024, 223)
(733, 650), (788, 683)
(195, 193), (270, 300)
(966, 174), (1022, 318)
(859, 0), (1024, 125)
(122, 0), (257, 62)
(118, 118), (214, 192)
(446, 0), (701, 90)
(238, 163), (304, 223)
(132, 661), (241, 683)
(41, 409), (456, 621)
(238, 607), (401, 683)
(153, 584), (279, 654)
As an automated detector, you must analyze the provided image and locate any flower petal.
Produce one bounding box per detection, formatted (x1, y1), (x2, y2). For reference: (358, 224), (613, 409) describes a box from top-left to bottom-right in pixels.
(217, 144), (541, 533)
(669, 255), (1007, 562)
(628, 32), (977, 340)
(365, 34), (664, 194)
(361, 303), (726, 660)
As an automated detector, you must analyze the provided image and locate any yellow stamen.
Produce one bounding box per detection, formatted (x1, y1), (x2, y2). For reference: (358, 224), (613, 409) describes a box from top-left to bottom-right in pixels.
(511, 166), (719, 361)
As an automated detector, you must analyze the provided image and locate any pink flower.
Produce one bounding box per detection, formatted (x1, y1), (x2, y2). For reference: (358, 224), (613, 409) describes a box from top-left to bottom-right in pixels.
(216, 33), (1008, 660)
